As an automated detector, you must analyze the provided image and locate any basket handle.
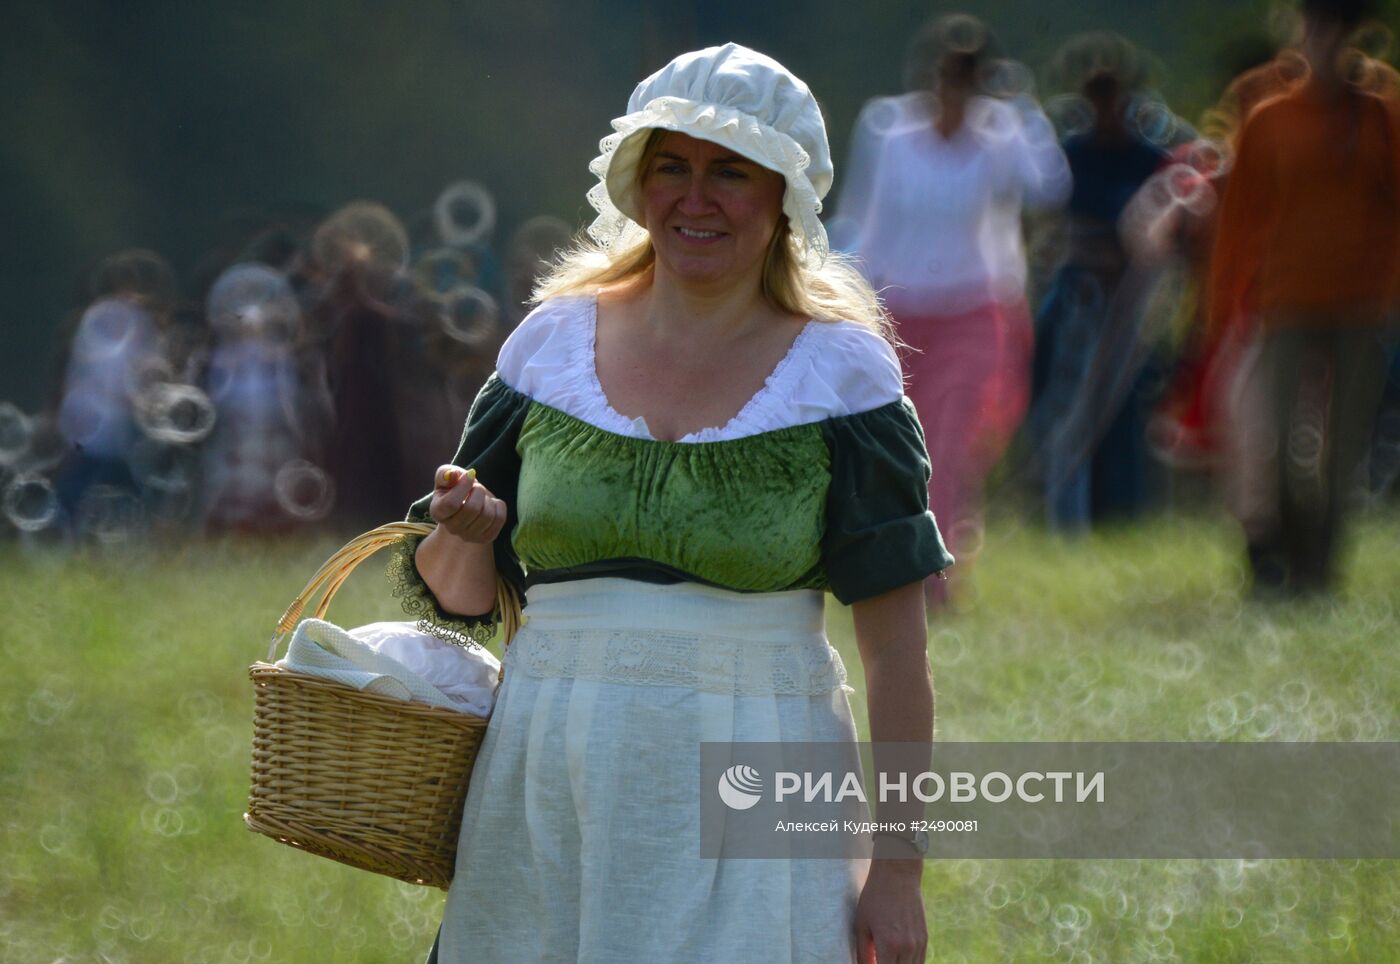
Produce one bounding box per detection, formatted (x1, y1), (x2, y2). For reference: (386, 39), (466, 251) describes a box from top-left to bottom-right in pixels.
(266, 521), (522, 663)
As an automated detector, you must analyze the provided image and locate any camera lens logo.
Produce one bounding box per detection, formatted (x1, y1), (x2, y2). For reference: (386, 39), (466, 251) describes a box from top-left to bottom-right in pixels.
(717, 765), (764, 811)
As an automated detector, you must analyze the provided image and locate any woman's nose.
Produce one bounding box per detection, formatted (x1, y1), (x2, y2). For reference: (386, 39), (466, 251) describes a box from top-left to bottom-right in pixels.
(677, 175), (716, 214)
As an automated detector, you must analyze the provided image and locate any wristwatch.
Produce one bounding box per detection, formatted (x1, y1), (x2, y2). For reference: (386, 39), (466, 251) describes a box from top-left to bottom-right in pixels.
(872, 828), (929, 856)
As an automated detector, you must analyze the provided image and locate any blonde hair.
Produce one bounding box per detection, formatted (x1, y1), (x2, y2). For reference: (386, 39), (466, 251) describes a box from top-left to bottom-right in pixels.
(532, 131), (892, 338)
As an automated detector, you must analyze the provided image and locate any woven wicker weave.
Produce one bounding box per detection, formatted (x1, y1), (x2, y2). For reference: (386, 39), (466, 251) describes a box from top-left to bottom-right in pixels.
(245, 521), (520, 889)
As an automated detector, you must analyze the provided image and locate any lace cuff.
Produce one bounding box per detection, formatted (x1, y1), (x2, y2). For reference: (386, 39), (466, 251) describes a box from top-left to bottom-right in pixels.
(386, 534), (499, 649)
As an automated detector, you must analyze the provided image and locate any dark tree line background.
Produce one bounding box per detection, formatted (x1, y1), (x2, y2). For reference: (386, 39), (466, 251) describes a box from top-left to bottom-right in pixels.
(2, 0), (1394, 408)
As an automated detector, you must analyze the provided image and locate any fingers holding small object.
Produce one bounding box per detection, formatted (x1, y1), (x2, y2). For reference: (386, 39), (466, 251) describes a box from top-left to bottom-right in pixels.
(431, 465), (479, 520)
(431, 472), (507, 544)
(435, 464), (476, 492)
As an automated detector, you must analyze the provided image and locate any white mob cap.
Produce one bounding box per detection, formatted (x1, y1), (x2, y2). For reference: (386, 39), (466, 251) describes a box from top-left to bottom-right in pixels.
(586, 42), (833, 266)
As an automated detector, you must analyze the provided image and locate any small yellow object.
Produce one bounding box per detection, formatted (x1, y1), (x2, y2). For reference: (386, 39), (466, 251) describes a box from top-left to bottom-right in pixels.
(442, 466), (476, 489)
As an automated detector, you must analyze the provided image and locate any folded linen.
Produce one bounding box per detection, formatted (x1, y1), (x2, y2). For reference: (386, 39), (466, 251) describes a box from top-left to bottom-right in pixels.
(278, 618), (499, 717)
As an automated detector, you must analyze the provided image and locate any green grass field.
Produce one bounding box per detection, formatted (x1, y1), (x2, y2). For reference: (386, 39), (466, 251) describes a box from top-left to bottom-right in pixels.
(1, 507), (1397, 962)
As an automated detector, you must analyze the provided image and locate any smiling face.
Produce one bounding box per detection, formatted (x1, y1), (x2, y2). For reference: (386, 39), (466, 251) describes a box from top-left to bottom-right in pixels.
(638, 131), (787, 292)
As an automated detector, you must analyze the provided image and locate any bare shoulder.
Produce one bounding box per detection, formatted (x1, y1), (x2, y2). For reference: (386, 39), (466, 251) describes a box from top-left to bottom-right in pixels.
(593, 281), (650, 336)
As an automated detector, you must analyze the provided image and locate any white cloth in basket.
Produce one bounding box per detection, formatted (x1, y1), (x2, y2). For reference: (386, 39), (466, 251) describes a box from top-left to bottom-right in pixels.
(350, 621), (500, 715)
(278, 618), (499, 716)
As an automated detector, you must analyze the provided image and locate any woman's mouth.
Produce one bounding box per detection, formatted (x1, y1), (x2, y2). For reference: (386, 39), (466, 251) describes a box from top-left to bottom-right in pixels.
(674, 226), (725, 242)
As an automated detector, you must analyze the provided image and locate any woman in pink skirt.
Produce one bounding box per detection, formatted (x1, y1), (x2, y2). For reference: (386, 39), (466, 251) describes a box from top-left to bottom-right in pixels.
(834, 13), (1070, 603)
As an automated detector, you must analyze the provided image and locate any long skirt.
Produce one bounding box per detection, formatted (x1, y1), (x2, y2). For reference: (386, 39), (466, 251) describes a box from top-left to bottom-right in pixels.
(893, 298), (1031, 557)
(429, 578), (867, 963)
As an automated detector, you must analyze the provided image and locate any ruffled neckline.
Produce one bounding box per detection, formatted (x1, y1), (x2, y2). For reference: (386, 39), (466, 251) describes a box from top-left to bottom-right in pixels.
(578, 294), (819, 444)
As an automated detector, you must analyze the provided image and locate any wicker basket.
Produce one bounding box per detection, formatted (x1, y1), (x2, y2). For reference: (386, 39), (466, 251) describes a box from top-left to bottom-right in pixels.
(245, 521), (520, 889)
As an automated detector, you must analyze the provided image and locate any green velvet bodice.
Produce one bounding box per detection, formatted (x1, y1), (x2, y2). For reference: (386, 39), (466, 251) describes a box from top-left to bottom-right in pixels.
(393, 374), (952, 645)
(513, 403), (829, 592)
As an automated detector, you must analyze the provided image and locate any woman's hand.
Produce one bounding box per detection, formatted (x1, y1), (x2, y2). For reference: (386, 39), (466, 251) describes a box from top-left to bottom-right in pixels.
(416, 465), (506, 617)
(429, 465), (507, 545)
(855, 862), (927, 963)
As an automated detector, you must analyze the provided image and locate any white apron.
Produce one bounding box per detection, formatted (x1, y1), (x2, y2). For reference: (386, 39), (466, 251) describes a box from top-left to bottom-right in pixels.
(433, 578), (867, 963)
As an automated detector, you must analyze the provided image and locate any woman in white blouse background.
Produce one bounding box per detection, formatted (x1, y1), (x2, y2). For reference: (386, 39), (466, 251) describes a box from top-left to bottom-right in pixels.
(833, 13), (1071, 605)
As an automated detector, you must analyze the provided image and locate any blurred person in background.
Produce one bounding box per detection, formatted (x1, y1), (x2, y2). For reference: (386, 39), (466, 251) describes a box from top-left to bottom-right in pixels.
(52, 252), (184, 528)
(1208, 0), (1400, 596)
(305, 202), (419, 529)
(832, 12), (1070, 605)
(54, 298), (160, 516)
(307, 199), (505, 530)
(201, 262), (328, 532)
(1031, 34), (1172, 530)
(1160, 14), (1400, 521)
(1149, 34), (1293, 476)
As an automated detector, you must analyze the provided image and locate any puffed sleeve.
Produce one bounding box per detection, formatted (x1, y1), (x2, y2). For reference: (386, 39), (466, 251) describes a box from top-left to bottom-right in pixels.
(386, 374), (531, 646)
(819, 398), (955, 604)
(1006, 96), (1072, 209)
(829, 96), (892, 254)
